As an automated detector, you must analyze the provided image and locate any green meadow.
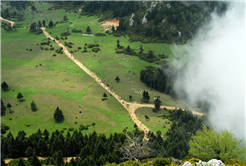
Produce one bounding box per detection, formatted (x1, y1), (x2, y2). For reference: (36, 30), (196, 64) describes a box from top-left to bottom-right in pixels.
(1, 5), (187, 137)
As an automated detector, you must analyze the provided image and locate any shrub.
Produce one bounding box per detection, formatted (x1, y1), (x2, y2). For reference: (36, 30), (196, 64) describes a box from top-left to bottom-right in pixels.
(72, 29), (82, 33)
(63, 127), (67, 130)
(27, 124), (30, 127)
(82, 50), (87, 53)
(61, 32), (70, 36)
(53, 54), (56, 57)
(87, 44), (95, 48)
(92, 47), (100, 53)
(3, 125), (10, 130)
(75, 117), (77, 119)
(60, 130), (64, 133)
(68, 127), (74, 131)
(29, 49), (32, 51)
(95, 33), (106, 36)
(75, 122), (77, 124)
(44, 47), (49, 50)
(78, 47), (82, 49)
(50, 47), (54, 50)
(84, 43), (87, 46)
(84, 46), (87, 49)
(69, 50), (74, 53)
(79, 111), (82, 113)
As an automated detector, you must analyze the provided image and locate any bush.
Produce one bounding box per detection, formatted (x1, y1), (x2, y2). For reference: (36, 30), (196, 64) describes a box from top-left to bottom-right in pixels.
(82, 50), (87, 53)
(50, 47), (54, 50)
(27, 124), (30, 127)
(92, 47), (100, 53)
(84, 46), (87, 49)
(72, 29), (82, 33)
(63, 127), (67, 130)
(95, 33), (106, 36)
(53, 54), (56, 57)
(44, 47), (49, 50)
(75, 122), (77, 124)
(79, 111), (82, 113)
(9, 118), (12, 120)
(78, 47), (82, 49)
(60, 130), (64, 133)
(68, 127), (74, 131)
(69, 50), (74, 53)
(29, 49), (32, 51)
(87, 44), (95, 48)
(61, 32), (70, 36)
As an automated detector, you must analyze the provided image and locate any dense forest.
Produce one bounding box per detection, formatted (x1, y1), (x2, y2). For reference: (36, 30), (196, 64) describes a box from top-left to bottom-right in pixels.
(1, 1), (228, 44)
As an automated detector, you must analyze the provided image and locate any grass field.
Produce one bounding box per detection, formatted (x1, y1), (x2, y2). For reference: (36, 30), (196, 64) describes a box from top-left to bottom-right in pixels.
(1, 4), (187, 137)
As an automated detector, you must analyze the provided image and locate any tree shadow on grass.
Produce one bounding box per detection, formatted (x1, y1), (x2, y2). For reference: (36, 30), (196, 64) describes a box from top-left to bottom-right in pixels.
(18, 99), (25, 102)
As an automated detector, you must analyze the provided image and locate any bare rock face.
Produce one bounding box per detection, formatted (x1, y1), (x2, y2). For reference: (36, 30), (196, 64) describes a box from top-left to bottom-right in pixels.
(182, 159), (225, 166)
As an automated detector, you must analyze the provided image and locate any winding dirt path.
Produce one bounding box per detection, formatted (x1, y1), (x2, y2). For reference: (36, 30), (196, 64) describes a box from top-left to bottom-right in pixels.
(0, 17), (15, 27)
(1, 17), (203, 139)
(2, 18), (204, 164)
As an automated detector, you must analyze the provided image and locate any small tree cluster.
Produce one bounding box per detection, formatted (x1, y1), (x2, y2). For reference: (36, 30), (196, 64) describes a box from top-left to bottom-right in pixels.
(142, 90), (150, 102)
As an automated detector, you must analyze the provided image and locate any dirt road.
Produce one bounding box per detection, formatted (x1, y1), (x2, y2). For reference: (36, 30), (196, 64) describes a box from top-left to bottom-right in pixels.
(0, 17), (15, 27)
(4, 157), (76, 164)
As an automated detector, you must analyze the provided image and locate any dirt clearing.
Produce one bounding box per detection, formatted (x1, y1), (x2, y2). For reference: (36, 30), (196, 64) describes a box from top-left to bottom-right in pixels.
(99, 18), (119, 32)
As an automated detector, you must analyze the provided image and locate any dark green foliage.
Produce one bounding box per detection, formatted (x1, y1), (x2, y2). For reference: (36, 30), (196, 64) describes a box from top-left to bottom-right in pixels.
(103, 93), (107, 98)
(7, 103), (12, 109)
(48, 20), (54, 28)
(53, 150), (64, 166)
(142, 90), (150, 102)
(86, 26), (91, 33)
(72, 29), (82, 33)
(140, 66), (175, 96)
(154, 97), (161, 111)
(30, 22), (37, 32)
(17, 158), (25, 166)
(92, 47), (100, 53)
(1, 100), (6, 115)
(145, 115), (149, 120)
(25, 146), (33, 158)
(69, 127), (74, 131)
(1, 82), (9, 91)
(29, 152), (41, 166)
(63, 15), (68, 21)
(31, 101), (37, 111)
(115, 76), (120, 82)
(129, 95), (132, 100)
(61, 31), (71, 36)
(17, 92), (23, 100)
(95, 33), (106, 36)
(139, 44), (143, 54)
(54, 107), (65, 123)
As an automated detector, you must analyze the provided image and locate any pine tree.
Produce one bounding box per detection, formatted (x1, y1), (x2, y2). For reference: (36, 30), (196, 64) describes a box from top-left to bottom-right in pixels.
(1, 81), (9, 91)
(37, 138), (49, 156)
(126, 45), (131, 52)
(70, 157), (76, 166)
(115, 76), (120, 82)
(49, 21), (54, 28)
(63, 15), (68, 21)
(134, 123), (137, 128)
(8, 136), (20, 158)
(17, 92), (23, 100)
(86, 26), (91, 33)
(1, 155), (6, 166)
(1, 99), (6, 115)
(17, 158), (25, 166)
(54, 107), (65, 123)
(43, 128), (49, 140)
(31, 101), (37, 111)
(129, 95), (132, 100)
(53, 150), (64, 166)
(29, 152), (41, 166)
(103, 93), (107, 98)
(139, 44), (144, 54)
(7, 103), (12, 110)
(112, 25), (115, 33)
(38, 21), (42, 28)
(154, 97), (161, 110)
(25, 146), (33, 159)
(42, 20), (46, 27)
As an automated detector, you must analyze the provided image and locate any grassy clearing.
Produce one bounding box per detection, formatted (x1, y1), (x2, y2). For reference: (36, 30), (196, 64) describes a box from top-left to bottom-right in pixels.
(135, 107), (172, 137)
(1, 8), (186, 137)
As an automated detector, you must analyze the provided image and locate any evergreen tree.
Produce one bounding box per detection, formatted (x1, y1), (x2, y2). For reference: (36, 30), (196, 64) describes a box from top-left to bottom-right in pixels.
(129, 95), (132, 100)
(49, 21), (54, 28)
(30, 22), (36, 32)
(25, 146), (34, 159)
(54, 107), (65, 123)
(63, 15), (68, 21)
(8, 136), (20, 158)
(43, 128), (50, 140)
(1, 81), (9, 91)
(1, 99), (6, 115)
(134, 123), (137, 128)
(53, 150), (64, 166)
(37, 138), (49, 156)
(112, 25), (115, 33)
(139, 44), (144, 54)
(103, 93), (107, 98)
(70, 157), (76, 166)
(42, 20), (46, 27)
(86, 26), (91, 33)
(116, 39), (121, 49)
(154, 97), (161, 110)
(31, 101), (37, 111)
(1, 156), (6, 166)
(7, 103), (11, 110)
(29, 152), (41, 166)
(147, 50), (154, 58)
(17, 92), (24, 100)
(17, 158), (25, 166)
(115, 76), (120, 82)
(38, 21), (42, 28)
(126, 45), (131, 52)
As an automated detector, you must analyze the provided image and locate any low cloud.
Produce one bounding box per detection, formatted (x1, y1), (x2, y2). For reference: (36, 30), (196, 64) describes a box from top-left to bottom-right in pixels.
(171, 2), (245, 142)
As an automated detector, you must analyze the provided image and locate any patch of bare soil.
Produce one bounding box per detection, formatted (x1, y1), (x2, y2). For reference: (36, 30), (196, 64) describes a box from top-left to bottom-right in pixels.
(99, 18), (119, 32)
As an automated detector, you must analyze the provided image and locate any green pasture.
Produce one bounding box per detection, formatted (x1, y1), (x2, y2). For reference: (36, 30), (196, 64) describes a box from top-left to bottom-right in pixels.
(135, 107), (172, 137)
(1, 8), (187, 137)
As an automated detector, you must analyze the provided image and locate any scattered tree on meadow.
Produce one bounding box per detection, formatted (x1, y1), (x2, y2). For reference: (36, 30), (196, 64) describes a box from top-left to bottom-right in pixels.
(63, 15), (68, 21)
(49, 21), (54, 28)
(38, 20), (42, 28)
(115, 76), (120, 82)
(103, 93), (107, 98)
(1, 100), (6, 115)
(92, 122), (95, 127)
(31, 5), (36, 11)
(7, 103), (12, 110)
(126, 45), (131, 52)
(17, 92), (24, 100)
(31, 101), (38, 111)
(42, 20), (46, 27)
(154, 97), (161, 111)
(86, 26), (91, 33)
(1, 81), (9, 91)
(147, 50), (154, 58)
(116, 39), (121, 49)
(129, 95), (132, 100)
(139, 44), (144, 54)
(54, 107), (65, 123)
(189, 124), (246, 161)
(30, 22), (37, 32)
(134, 123), (137, 128)
(112, 25), (115, 33)
(142, 90), (150, 102)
